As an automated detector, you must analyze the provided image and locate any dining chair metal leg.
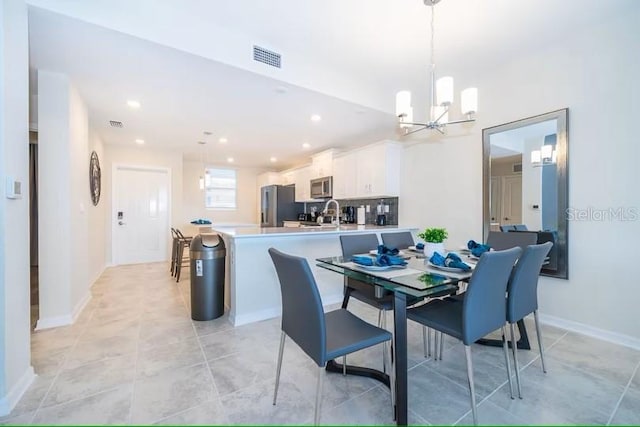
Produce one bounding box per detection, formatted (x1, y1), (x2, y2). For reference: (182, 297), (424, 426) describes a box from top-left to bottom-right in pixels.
(439, 331), (444, 360)
(273, 331), (286, 405)
(382, 311), (387, 374)
(464, 345), (478, 426)
(501, 325), (515, 399)
(314, 366), (324, 425)
(534, 310), (547, 373)
(434, 331), (439, 360)
(427, 327), (432, 357)
(422, 326), (428, 358)
(342, 355), (346, 376)
(510, 322), (523, 399)
(382, 336), (395, 415)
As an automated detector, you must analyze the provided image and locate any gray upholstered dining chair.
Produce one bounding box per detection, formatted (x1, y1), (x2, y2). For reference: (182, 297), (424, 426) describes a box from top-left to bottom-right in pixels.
(268, 248), (393, 425)
(381, 231), (415, 250)
(406, 247), (522, 425)
(507, 241), (553, 398)
(487, 230), (537, 251)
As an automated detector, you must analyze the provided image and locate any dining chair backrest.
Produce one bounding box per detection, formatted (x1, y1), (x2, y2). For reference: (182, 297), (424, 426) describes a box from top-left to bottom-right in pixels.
(513, 224), (529, 231)
(268, 248), (326, 367)
(462, 247), (522, 345)
(339, 234), (380, 258)
(171, 228), (179, 239)
(175, 228), (188, 240)
(507, 242), (553, 323)
(487, 231), (537, 252)
(380, 232), (414, 250)
(500, 225), (516, 232)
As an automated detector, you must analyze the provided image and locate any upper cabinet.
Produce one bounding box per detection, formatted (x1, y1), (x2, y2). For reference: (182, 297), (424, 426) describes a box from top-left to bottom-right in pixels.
(292, 166), (312, 202)
(257, 172), (281, 188)
(334, 141), (402, 199)
(309, 149), (335, 179)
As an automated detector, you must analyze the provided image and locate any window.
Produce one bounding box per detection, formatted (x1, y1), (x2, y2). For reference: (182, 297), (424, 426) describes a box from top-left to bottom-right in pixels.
(204, 168), (237, 209)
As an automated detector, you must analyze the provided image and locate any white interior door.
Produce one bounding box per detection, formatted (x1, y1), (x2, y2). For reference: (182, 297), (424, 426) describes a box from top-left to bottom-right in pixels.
(501, 175), (523, 225)
(113, 166), (170, 265)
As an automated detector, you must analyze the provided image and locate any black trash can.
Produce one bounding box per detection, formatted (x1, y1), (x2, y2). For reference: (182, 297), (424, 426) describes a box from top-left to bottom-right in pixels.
(190, 233), (226, 321)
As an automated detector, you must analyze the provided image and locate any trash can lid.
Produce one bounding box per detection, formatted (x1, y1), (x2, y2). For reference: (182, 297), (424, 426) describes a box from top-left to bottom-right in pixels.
(201, 233), (221, 248)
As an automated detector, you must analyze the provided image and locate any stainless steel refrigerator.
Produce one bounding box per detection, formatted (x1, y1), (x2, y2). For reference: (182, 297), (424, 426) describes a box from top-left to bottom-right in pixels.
(260, 185), (301, 227)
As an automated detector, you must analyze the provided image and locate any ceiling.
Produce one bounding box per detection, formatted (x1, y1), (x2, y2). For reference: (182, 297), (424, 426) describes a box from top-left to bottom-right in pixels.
(27, 0), (637, 168)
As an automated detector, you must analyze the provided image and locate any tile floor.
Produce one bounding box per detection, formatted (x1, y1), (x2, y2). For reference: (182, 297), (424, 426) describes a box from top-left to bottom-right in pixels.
(2, 262), (639, 425)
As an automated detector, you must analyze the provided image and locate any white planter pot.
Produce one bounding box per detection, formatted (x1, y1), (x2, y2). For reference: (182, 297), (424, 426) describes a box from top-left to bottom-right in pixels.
(423, 242), (445, 258)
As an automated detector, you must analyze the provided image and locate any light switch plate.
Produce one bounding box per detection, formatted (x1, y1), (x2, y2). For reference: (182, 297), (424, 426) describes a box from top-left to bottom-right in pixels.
(5, 177), (22, 199)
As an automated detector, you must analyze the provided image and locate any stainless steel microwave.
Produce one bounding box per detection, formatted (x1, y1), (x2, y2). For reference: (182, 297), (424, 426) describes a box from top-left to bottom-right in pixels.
(310, 176), (333, 199)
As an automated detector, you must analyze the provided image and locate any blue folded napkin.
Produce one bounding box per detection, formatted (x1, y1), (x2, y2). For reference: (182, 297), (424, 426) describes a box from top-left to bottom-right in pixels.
(467, 239), (491, 257)
(430, 251), (471, 271)
(415, 242), (425, 250)
(352, 255), (374, 266)
(191, 218), (212, 225)
(377, 244), (399, 255)
(351, 254), (407, 267)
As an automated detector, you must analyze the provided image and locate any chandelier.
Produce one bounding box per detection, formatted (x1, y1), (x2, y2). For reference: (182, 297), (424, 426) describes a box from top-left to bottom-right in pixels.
(531, 144), (557, 167)
(395, 0), (478, 136)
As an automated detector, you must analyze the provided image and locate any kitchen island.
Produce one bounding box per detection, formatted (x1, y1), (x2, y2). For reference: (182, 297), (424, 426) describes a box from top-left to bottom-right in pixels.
(212, 225), (419, 326)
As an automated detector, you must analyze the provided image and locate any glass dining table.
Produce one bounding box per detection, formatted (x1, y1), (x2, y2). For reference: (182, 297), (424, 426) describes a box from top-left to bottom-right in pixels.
(316, 253), (473, 426)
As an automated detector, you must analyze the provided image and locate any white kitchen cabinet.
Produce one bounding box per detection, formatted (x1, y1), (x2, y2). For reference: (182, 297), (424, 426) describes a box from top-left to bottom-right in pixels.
(309, 150), (335, 179)
(257, 172), (281, 188)
(332, 152), (357, 199)
(333, 142), (402, 198)
(280, 170), (295, 186)
(293, 166), (312, 202)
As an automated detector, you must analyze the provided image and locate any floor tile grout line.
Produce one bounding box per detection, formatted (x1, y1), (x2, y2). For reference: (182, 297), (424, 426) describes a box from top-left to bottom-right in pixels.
(126, 307), (145, 425)
(606, 358), (640, 426)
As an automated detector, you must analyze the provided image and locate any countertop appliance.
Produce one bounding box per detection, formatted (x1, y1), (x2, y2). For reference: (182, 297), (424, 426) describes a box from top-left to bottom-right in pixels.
(260, 185), (302, 227)
(342, 206), (356, 223)
(310, 176), (333, 199)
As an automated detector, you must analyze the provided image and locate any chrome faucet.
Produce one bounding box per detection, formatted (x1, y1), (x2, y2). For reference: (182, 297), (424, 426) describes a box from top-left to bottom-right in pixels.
(323, 199), (340, 225)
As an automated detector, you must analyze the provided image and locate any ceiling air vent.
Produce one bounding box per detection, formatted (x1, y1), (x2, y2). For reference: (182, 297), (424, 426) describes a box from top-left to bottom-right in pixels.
(109, 120), (123, 128)
(513, 163), (523, 173)
(253, 45), (281, 68)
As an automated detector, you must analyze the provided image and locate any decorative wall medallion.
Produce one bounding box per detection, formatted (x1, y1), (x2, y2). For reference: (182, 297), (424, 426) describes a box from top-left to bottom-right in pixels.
(90, 151), (101, 206)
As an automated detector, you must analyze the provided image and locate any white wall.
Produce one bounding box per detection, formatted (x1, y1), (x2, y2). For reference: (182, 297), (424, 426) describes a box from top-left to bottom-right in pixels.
(182, 159), (262, 227)
(0, 0), (34, 414)
(401, 8), (640, 342)
(103, 145), (183, 264)
(87, 129), (106, 284)
(37, 70), (92, 328)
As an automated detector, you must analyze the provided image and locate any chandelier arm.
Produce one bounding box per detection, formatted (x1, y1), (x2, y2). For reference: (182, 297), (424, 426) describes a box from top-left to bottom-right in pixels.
(444, 117), (476, 125)
(402, 125), (431, 136)
(434, 126), (445, 135)
(434, 105), (449, 123)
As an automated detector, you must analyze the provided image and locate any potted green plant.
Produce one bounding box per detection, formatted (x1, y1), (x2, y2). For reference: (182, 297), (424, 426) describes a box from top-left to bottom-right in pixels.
(417, 227), (448, 257)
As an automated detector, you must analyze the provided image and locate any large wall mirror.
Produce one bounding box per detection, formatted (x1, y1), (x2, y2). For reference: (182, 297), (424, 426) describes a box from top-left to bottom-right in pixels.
(483, 109), (568, 279)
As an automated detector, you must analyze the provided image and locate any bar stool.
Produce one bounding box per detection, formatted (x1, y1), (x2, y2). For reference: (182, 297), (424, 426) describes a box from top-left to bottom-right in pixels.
(173, 228), (192, 282)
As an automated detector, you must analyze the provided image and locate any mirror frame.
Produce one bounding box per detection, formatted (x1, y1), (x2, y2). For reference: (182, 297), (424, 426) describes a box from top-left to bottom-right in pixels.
(482, 108), (569, 279)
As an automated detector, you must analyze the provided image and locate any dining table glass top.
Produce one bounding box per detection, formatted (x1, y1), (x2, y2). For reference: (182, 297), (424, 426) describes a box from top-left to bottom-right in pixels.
(316, 252), (475, 298)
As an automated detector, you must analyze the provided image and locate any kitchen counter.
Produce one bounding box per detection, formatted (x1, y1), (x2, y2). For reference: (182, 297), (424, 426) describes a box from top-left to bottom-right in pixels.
(212, 225), (419, 326)
(212, 224), (409, 239)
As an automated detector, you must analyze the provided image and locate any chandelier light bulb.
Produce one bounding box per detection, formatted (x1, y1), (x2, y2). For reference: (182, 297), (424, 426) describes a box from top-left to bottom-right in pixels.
(436, 76), (454, 106)
(461, 87), (478, 115)
(396, 91), (412, 116)
(431, 105), (448, 124)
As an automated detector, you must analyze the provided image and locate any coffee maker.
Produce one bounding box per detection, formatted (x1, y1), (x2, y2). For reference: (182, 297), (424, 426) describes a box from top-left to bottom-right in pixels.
(342, 206), (356, 223)
(376, 200), (387, 226)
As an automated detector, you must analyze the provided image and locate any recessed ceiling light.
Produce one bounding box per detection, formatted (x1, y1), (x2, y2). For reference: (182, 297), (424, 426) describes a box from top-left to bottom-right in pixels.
(135, 138), (144, 145)
(302, 143), (311, 149)
(127, 100), (141, 109)
(203, 131), (213, 136)
(197, 141), (206, 145)
(310, 114), (322, 122)
(219, 137), (228, 144)
(275, 86), (288, 94)
(270, 157), (277, 162)
(227, 157), (234, 163)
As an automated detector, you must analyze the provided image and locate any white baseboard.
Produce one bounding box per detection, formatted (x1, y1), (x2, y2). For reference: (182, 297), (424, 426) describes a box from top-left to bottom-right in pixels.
(0, 366), (35, 416)
(35, 290), (92, 331)
(35, 313), (73, 330)
(539, 313), (640, 351)
(71, 290), (92, 323)
(230, 293), (343, 327)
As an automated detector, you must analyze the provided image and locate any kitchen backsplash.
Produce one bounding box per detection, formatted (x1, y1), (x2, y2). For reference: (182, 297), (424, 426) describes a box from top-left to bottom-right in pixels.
(304, 197), (399, 225)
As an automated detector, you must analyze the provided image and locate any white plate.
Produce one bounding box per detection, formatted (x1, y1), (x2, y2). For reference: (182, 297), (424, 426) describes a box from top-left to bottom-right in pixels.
(407, 245), (424, 253)
(458, 246), (471, 254)
(369, 249), (407, 257)
(428, 262), (471, 273)
(356, 264), (407, 271)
